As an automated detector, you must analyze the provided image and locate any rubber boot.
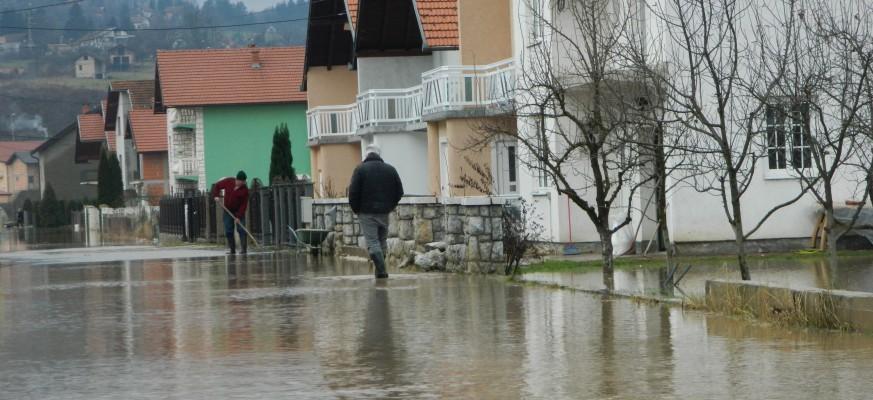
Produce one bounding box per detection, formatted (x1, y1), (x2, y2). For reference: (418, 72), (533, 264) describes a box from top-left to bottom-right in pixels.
(226, 232), (236, 255)
(370, 251), (388, 279)
(240, 237), (248, 255)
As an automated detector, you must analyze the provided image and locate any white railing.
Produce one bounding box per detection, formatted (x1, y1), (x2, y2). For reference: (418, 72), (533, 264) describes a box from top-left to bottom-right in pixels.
(421, 59), (515, 115)
(307, 104), (358, 139)
(357, 86), (423, 127)
(171, 108), (196, 128)
(173, 158), (198, 177)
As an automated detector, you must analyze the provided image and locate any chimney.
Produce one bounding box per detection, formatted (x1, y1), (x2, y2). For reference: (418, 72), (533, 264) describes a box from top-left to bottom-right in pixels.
(250, 47), (262, 69)
(81, 103), (91, 114)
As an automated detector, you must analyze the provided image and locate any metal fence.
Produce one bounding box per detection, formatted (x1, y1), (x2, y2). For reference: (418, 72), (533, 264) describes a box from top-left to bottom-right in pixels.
(158, 192), (212, 242)
(159, 181), (313, 245)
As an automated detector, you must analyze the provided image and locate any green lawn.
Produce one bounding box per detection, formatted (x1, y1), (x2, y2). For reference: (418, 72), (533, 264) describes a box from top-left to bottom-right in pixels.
(520, 249), (873, 274)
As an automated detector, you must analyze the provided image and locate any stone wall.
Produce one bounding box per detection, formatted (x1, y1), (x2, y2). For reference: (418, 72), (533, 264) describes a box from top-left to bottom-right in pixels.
(312, 197), (507, 274)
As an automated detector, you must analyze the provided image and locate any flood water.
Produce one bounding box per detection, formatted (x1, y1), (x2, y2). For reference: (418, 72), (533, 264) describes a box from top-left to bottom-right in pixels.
(523, 255), (873, 297)
(2, 249), (873, 398)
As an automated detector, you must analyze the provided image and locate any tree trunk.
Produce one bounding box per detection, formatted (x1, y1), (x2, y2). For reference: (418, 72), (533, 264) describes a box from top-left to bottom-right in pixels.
(728, 172), (751, 281)
(825, 207), (839, 268)
(600, 230), (615, 292)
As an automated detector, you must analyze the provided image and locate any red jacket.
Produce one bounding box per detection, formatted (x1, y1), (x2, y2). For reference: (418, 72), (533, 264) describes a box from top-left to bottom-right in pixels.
(211, 177), (249, 219)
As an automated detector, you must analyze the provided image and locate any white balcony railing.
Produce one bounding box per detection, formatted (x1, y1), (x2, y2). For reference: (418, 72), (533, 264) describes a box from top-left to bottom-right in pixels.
(172, 158), (198, 177)
(307, 104), (358, 140)
(171, 108), (196, 129)
(357, 86), (423, 128)
(421, 59), (515, 115)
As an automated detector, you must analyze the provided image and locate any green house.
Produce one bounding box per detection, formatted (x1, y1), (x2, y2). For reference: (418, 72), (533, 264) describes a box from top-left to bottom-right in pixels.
(154, 46), (309, 192)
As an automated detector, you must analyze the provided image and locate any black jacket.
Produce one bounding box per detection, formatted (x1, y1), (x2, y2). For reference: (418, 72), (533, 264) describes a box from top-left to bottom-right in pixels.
(348, 153), (404, 214)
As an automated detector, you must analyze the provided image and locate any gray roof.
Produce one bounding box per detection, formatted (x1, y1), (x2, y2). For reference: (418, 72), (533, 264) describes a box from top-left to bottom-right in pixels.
(12, 151), (37, 164)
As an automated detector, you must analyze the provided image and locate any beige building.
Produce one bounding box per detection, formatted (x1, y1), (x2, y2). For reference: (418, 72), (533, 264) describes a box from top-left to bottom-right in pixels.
(0, 142), (44, 204)
(75, 55), (106, 79)
(305, 0), (516, 199)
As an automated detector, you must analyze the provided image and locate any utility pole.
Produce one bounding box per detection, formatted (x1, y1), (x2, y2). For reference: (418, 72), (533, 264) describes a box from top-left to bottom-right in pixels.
(10, 113), (16, 141)
(25, 0), (33, 50)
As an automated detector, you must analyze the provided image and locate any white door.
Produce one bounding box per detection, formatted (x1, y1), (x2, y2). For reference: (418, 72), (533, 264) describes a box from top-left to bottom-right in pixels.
(439, 140), (449, 197)
(494, 141), (518, 195)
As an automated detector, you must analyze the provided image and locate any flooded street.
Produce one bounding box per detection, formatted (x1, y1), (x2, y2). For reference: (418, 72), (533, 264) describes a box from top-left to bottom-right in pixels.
(2, 247), (873, 398)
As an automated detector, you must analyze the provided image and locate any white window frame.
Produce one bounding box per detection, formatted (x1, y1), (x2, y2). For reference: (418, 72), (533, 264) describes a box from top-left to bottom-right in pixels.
(532, 117), (551, 189)
(764, 101), (812, 180)
(528, 0), (546, 45)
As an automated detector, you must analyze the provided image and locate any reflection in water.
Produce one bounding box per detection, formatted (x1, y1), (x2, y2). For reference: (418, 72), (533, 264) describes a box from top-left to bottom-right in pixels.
(2, 252), (873, 398)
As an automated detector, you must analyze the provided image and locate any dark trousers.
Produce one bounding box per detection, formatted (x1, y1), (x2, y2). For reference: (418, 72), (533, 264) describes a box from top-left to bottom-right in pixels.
(359, 213), (389, 276)
(223, 211), (246, 247)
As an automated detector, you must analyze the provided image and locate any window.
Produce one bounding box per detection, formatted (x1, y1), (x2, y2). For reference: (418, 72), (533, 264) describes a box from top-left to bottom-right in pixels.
(530, 0), (545, 41)
(28, 176), (33, 184)
(78, 65), (83, 71)
(766, 102), (811, 170)
(534, 119), (550, 188)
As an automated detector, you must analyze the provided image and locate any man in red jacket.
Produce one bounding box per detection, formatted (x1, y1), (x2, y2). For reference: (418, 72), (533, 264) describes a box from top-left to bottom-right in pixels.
(211, 171), (250, 254)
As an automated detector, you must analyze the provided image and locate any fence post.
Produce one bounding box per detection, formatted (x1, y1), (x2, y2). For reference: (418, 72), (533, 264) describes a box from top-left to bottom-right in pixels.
(260, 189), (270, 245)
(183, 199), (190, 242)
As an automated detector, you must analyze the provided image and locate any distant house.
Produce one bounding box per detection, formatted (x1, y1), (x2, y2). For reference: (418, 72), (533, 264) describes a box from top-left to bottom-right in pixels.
(132, 15), (151, 30)
(75, 105), (108, 163)
(75, 55), (105, 79)
(109, 45), (135, 71)
(264, 25), (283, 45)
(0, 141), (44, 204)
(0, 33), (25, 55)
(47, 43), (74, 55)
(8, 152), (40, 193)
(32, 123), (98, 201)
(75, 28), (133, 50)
(104, 79), (168, 203)
(154, 46), (309, 193)
(129, 110), (168, 203)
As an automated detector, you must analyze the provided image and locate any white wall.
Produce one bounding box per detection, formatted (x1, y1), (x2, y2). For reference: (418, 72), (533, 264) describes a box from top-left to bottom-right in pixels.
(356, 51), (460, 93)
(363, 131), (430, 196)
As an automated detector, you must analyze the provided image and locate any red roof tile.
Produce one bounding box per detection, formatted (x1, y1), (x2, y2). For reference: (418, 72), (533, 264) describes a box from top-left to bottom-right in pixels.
(0, 141), (43, 163)
(111, 80), (156, 109)
(156, 46), (306, 107)
(416, 0), (459, 48)
(77, 114), (105, 143)
(347, 0), (358, 28)
(129, 110), (168, 153)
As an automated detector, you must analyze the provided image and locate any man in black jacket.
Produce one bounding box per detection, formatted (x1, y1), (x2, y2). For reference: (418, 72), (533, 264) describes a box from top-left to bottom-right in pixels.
(349, 144), (404, 279)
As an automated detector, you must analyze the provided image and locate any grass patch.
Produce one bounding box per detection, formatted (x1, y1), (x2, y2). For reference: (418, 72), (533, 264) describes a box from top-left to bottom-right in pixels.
(520, 249), (873, 274)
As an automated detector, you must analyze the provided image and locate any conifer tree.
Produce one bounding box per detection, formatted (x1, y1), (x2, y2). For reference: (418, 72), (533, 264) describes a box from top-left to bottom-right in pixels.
(269, 123), (295, 184)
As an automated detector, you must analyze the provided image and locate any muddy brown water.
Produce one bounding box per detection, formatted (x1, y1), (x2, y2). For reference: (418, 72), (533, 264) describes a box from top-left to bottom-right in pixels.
(2, 249), (873, 399)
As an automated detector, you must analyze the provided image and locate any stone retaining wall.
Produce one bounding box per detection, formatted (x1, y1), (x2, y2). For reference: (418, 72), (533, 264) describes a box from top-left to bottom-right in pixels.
(312, 197), (507, 274)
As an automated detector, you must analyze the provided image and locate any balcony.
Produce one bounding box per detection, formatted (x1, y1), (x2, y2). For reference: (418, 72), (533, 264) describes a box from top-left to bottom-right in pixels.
(172, 158), (198, 180)
(421, 59), (515, 117)
(356, 86), (423, 129)
(171, 108), (196, 130)
(307, 104), (358, 141)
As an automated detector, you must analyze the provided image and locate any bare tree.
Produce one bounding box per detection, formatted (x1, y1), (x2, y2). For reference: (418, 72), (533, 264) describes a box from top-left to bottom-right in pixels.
(472, 0), (656, 291)
(764, 0), (873, 260)
(641, 0), (813, 280)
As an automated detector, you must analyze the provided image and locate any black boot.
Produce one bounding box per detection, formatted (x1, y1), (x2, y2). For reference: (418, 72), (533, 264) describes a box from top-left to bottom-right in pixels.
(240, 237), (248, 255)
(371, 251), (388, 279)
(226, 233), (236, 255)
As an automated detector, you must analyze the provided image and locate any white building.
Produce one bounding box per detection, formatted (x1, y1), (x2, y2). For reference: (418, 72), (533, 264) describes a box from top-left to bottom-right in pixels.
(507, 0), (869, 253)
